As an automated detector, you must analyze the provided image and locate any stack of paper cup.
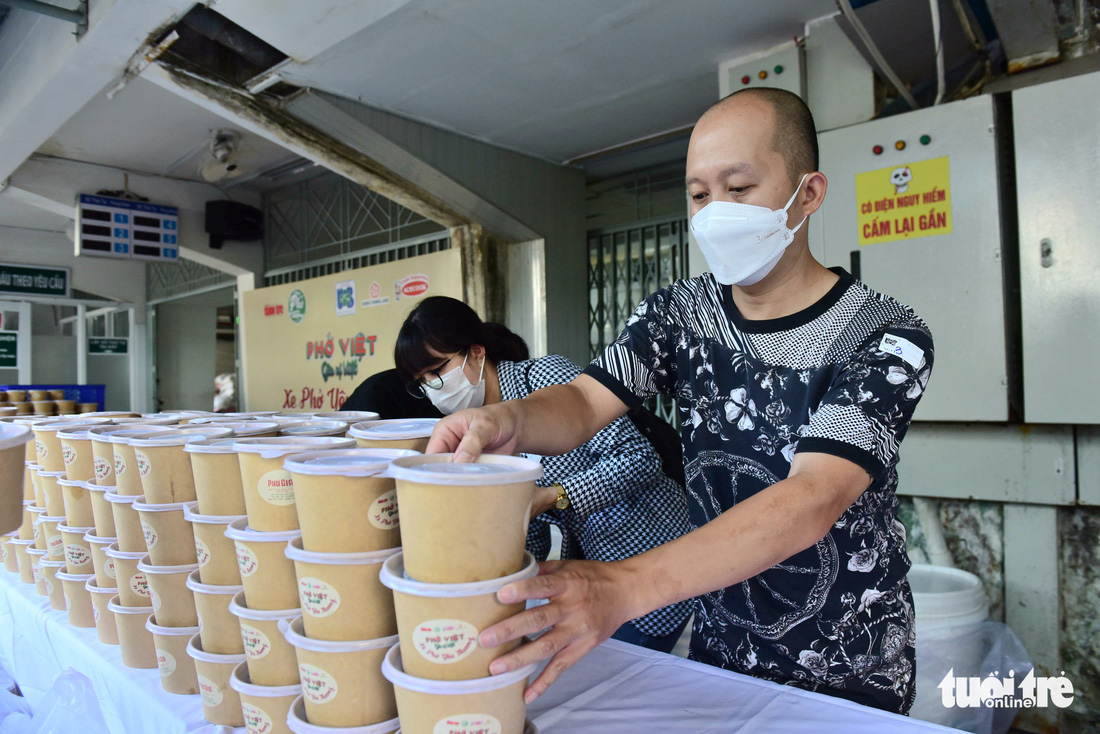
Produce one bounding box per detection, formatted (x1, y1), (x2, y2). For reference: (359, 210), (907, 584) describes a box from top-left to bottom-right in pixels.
(1, 532), (17, 573)
(32, 419), (108, 474)
(130, 427), (234, 504)
(347, 420), (438, 453)
(380, 453), (542, 734)
(0, 423), (32, 535)
(276, 449), (419, 731)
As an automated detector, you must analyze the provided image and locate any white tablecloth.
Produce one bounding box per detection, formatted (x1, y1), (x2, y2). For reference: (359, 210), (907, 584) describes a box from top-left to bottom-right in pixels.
(0, 571), (959, 733)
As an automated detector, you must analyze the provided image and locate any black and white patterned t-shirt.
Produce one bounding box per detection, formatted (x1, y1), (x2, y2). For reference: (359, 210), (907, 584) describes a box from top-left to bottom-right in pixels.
(583, 268), (933, 714)
(498, 356), (693, 637)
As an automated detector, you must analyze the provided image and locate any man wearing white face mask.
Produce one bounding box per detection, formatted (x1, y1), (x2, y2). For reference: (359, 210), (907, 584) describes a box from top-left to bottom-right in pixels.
(426, 88), (934, 715)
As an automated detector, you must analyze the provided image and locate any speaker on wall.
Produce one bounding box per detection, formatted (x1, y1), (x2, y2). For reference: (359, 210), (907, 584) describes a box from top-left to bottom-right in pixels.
(205, 200), (262, 249)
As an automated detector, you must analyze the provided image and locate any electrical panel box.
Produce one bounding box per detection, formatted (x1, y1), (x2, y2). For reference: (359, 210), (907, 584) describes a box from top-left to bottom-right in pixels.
(718, 42), (805, 100)
(1013, 71), (1100, 424)
(811, 95), (1011, 422)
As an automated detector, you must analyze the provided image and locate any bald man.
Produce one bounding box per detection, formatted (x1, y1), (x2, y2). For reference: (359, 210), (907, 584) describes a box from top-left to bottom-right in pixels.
(429, 88), (934, 714)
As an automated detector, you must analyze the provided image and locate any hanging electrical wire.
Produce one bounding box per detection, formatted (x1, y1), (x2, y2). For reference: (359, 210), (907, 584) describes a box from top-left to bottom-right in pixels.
(929, 0), (946, 105)
(836, 0), (920, 109)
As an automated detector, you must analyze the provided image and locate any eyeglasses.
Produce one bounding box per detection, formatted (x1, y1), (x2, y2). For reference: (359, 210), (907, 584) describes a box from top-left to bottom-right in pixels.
(406, 351), (463, 398)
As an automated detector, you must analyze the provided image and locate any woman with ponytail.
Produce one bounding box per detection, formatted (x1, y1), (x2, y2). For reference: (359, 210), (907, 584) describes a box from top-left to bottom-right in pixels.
(395, 296), (692, 653)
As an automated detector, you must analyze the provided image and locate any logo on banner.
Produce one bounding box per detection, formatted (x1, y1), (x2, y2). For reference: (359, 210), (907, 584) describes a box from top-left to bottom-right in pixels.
(335, 280), (356, 316)
(395, 274), (429, 300)
(288, 289), (307, 323)
(263, 304), (285, 317)
(939, 668), (1074, 709)
(360, 280), (390, 309)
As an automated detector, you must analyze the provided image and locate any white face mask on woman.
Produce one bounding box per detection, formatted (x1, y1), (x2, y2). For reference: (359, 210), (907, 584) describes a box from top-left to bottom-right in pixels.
(690, 173), (809, 286)
(426, 352), (486, 415)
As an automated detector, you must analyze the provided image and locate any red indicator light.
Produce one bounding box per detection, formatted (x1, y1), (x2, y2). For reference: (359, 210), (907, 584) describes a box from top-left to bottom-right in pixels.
(873, 145), (883, 155)
(741, 75), (750, 85)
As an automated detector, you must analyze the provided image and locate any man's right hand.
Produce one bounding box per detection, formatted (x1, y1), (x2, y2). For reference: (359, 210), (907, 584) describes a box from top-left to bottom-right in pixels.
(425, 403), (520, 461)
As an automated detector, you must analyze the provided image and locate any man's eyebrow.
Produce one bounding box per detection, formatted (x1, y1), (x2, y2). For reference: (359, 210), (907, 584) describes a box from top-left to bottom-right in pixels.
(685, 164), (756, 187)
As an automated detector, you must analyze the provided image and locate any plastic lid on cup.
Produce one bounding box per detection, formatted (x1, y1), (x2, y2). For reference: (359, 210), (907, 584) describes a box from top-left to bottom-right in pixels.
(127, 426), (234, 446)
(380, 551), (537, 598)
(33, 418), (111, 435)
(231, 436), (355, 458)
(282, 616), (396, 654)
(282, 448), (419, 477)
(388, 453), (542, 485)
(278, 420), (349, 437)
(286, 696), (400, 734)
(0, 423), (31, 451)
(229, 660), (301, 698)
(56, 424), (109, 441)
(185, 569), (243, 596)
(182, 437), (241, 454)
(312, 411), (380, 422)
(224, 517), (301, 544)
(227, 590), (298, 621)
(182, 502), (246, 526)
(381, 643), (537, 694)
(347, 419), (439, 441)
(101, 426), (177, 444)
(284, 537), (399, 567)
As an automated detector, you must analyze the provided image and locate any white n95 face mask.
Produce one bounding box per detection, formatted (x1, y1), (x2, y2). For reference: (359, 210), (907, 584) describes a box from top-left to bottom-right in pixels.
(427, 352), (486, 415)
(690, 173), (810, 286)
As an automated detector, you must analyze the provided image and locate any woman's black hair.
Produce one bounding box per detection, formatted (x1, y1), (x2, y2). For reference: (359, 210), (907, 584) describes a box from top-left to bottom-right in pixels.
(393, 296), (529, 381)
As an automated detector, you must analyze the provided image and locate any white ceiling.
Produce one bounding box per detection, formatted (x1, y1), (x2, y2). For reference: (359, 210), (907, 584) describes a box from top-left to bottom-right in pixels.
(228, 0), (837, 163)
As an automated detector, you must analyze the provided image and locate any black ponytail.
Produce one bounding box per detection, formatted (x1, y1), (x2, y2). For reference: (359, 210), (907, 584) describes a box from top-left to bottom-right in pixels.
(394, 296), (529, 381)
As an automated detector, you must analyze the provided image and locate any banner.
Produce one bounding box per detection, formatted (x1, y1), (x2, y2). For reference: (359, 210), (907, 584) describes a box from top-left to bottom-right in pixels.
(240, 248), (463, 411)
(855, 155), (953, 246)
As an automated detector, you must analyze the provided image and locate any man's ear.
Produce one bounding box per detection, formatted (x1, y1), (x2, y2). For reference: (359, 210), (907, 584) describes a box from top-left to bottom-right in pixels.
(800, 172), (828, 218)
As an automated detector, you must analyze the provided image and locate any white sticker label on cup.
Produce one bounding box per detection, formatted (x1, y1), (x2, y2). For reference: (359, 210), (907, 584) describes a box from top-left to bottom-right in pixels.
(0, 545), (6, 562)
(114, 456), (126, 476)
(413, 619), (480, 664)
(195, 538), (210, 567)
(65, 543), (91, 568)
(35, 441), (46, 459)
(47, 535), (63, 559)
(197, 674), (223, 707)
(32, 524), (39, 541)
(32, 565), (41, 583)
(157, 648), (176, 677)
(92, 603), (99, 622)
(236, 544), (258, 577)
(298, 577), (340, 618)
(150, 585), (161, 612)
(298, 663), (338, 704)
(94, 457), (110, 481)
(242, 702), (274, 734)
(257, 470), (296, 506)
(62, 444), (76, 466)
(142, 521), (158, 550)
(433, 715), (502, 734)
(130, 573), (150, 597)
(135, 450), (151, 478)
(105, 557), (116, 579)
(44, 577), (54, 596)
(369, 489), (400, 530)
(240, 622), (272, 659)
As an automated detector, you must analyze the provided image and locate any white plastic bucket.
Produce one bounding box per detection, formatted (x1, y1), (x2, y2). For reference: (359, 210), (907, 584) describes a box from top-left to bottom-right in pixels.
(910, 564), (988, 633)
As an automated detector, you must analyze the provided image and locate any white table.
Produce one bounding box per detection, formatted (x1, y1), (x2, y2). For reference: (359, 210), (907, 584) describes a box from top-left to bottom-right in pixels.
(0, 571), (958, 733)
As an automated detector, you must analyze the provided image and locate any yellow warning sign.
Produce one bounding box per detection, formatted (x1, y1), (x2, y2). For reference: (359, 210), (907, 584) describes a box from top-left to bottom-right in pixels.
(856, 156), (953, 246)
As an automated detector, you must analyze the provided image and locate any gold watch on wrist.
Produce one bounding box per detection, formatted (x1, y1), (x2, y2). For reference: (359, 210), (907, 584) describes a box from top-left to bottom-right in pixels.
(553, 483), (570, 510)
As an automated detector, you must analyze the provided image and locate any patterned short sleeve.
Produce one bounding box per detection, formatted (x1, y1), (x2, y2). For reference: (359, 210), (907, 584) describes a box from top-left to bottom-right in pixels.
(796, 322), (933, 478)
(583, 287), (677, 406)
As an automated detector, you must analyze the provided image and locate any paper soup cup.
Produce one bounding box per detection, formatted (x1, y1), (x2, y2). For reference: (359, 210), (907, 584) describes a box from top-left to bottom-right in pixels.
(228, 591), (300, 686)
(284, 449), (419, 553)
(130, 427), (234, 504)
(232, 437), (356, 532)
(38, 471), (67, 516)
(279, 420), (350, 438)
(29, 506), (47, 549)
(133, 498), (198, 566)
(108, 595), (157, 668)
(231, 661), (301, 734)
(58, 522), (94, 573)
(0, 423), (30, 535)
(11, 539), (35, 583)
(56, 478), (95, 527)
(88, 425), (163, 485)
(110, 428), (176, 496)
(57, 570), (95, 627)
(104, 491), (145, 552)
(22, 462), (34, 502)
(86, 578), (120, 644)
(285, 538), (398, 641)
(389, 454), (540, 583)
(85, 483), (116, 537)
(283, 616), (399, 727)
(382, 645), (533, 734)
(28, 465), (44, 510)
(104, 543), (151, 607)
(56, 423), (102, 482)
(37, 514), (66, 560)
(286, 696), (399, 734)
(32, 421), (74, 472)
(380, 552), (537, 681)
(184, 503), (244, 586)
(38, 557), (66, 608)
(184, 438), (248, 516)
(138, 555), (199, 626)
(225, 519), (301, 610)
(1, 533), (18, 573)
(146, 616), (201, 695)
(20, 501), (38, 542)
(28, 547), (47, 591)
(187, 570), (245, 654)
(187, 634), (246, 726)
(348, 420), (438, 453)
(85, 531), (118, 588)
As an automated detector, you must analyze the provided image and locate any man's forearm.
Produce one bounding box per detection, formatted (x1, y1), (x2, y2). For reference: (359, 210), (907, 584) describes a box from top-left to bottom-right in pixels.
(510, 383), (612, 456)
